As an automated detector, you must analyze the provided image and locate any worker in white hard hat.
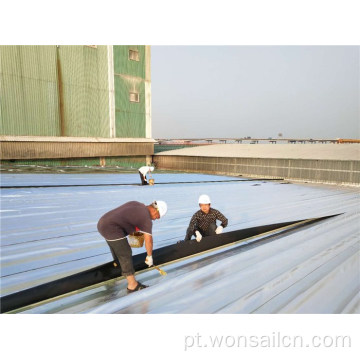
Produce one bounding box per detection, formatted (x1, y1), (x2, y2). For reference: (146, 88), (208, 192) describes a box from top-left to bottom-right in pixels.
(97, 200), (167, 293)
(184, 194), (228, 242)
(138, 165), (155, 185)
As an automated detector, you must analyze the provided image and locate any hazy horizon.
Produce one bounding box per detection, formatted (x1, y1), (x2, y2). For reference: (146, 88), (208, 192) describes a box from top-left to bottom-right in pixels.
(151, 46), (359, 140)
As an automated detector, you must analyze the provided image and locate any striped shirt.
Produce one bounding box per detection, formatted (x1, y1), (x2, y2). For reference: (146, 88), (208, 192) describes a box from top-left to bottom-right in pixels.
(185, 208), (228, 241)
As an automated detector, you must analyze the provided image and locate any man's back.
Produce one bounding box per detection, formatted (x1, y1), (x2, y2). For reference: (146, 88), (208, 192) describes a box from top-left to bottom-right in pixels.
(97, 201), (152, 240)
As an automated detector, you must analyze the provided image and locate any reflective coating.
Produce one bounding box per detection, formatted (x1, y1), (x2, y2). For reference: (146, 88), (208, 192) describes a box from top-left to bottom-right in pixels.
(1, 172), (359, 313)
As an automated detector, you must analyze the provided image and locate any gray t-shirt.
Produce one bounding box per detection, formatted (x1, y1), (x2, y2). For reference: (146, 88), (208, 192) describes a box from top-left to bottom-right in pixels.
(97, 201), (152, 240)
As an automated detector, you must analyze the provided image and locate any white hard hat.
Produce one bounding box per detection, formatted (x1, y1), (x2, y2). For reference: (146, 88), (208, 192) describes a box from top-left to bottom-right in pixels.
(198, 194), (211, 204)
(154, 200), (167, 218)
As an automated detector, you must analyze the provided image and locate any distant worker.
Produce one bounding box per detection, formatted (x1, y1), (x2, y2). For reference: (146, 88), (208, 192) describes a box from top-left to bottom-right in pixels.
(138, 165), (154, 185)
(184, 194), (228, 242)
(97, 200), (167, 293)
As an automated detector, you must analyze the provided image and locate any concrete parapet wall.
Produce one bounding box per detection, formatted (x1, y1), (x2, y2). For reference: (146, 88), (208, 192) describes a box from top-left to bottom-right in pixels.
(0, 136), (155, 160)
(154, 155), (360, 186)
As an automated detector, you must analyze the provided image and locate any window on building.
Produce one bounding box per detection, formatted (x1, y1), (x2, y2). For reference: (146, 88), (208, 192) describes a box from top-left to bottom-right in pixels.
(129, 49), (140, 61)
(129, 92), (140, 103)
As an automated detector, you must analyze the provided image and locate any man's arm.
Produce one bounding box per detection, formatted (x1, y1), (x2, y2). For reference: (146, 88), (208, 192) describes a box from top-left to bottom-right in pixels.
(215, 210), (228, 228)
(144, 233), (153, 255)
(184, 213), (198, 241)
(144, 233), (154, 266)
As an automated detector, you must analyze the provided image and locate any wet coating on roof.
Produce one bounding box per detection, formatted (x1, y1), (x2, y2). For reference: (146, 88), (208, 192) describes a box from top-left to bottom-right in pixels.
(1, 172), (359, 313)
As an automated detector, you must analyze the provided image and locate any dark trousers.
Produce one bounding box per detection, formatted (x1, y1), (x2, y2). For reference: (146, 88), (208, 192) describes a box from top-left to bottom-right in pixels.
(105, 237), (135, 276)
(185, 222), (217, 241)
(199, 222), (217, 236)
(139, 171), (148, 185)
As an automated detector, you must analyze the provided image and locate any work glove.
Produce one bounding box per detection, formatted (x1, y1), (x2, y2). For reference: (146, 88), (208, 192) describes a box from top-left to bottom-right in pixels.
(195, 231), (202, 242)
(145, 255), (153, 267)
(215, 226), (223, 234)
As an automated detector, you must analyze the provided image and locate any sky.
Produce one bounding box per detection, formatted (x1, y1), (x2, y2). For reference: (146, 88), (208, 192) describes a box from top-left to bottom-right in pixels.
(151, 46), (359, 140)
(2, 4), (359, 140)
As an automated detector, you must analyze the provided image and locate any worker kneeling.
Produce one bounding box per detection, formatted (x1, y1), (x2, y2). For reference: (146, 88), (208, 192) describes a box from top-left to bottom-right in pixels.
(184, 194), (228, 242)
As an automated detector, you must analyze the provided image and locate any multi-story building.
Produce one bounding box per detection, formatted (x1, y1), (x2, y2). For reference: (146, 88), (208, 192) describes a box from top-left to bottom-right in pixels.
(0, 45), (154, 167)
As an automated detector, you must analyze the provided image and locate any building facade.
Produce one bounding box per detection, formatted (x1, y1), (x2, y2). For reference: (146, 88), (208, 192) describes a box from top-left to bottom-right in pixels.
(0, 45), (154, 167)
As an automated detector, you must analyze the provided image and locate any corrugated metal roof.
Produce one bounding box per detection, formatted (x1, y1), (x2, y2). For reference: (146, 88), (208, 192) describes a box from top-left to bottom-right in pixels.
(1, 172), (359, 313)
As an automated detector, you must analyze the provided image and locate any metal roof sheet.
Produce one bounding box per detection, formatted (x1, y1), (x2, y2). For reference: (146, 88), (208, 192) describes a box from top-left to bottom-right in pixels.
(1, 172), (359, 313)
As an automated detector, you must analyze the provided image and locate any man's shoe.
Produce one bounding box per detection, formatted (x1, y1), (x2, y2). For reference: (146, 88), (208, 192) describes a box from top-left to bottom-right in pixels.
(127, 282), (149, 294)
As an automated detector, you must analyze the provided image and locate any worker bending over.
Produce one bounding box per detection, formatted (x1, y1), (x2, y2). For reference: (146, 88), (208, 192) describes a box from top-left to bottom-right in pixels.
(97, 200), (167, 293)
(184, 194), (228, 242)
(138, 165), (154, 185)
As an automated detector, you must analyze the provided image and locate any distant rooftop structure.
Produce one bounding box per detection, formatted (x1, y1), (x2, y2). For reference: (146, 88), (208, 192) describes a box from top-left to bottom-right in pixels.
(154, 144), (360, 186)
(155, 143), (360, 161)
(156, 138), (360, 145)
